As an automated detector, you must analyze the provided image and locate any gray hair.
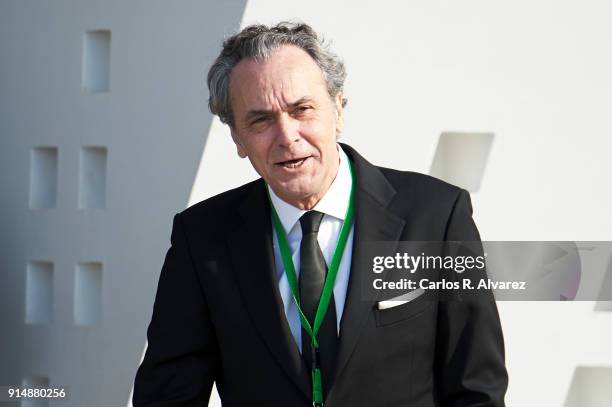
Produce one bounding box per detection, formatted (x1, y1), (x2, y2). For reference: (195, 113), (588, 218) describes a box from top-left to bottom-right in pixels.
(207, 21), (347, 127)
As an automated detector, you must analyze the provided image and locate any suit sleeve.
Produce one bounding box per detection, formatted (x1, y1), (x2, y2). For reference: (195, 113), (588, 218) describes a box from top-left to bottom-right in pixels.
(434, 189), (509, 407)
(133, 213), (219, 406)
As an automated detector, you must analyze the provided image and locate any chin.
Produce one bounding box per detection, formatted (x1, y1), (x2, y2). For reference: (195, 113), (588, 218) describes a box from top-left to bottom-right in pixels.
(283, 186), (314, 200)
(274, 181), (316, 202)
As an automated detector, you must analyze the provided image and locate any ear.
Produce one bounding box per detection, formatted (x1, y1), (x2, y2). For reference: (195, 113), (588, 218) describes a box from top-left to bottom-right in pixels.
(230, 128), (248, 158)
(334, 93), (345, 134)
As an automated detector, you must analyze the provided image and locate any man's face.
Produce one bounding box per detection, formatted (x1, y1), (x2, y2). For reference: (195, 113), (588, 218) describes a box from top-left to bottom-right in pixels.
(228, 45), (344, 210)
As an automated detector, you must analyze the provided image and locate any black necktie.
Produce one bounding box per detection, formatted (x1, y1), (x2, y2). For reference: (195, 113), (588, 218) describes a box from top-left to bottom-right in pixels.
(299, 210), (338, 394)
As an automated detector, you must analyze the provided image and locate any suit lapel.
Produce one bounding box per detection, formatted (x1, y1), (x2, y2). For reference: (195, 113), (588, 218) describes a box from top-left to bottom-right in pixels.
(227, 180), (311, 399)
(332, 144), (406, 386)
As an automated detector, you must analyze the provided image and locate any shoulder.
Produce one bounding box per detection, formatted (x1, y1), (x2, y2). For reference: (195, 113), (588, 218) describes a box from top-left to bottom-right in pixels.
(340, 142), (466, 207)
(379, 166), (465, 204)
(176, 178), (264, 233)
(375, 167), (476, 240)
(341, 142), (469, 218)
(380, 167), (470, 222)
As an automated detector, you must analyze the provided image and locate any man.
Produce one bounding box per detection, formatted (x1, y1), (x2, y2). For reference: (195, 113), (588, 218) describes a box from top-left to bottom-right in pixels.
(133, 22), (508, 406)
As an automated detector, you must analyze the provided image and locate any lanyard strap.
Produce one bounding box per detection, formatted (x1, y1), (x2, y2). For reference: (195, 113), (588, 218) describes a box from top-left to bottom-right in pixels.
(269, 159), (355, 406)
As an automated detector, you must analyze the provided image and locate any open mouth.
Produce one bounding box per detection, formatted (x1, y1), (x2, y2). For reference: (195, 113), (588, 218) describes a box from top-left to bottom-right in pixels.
(277, 157), (309, 169)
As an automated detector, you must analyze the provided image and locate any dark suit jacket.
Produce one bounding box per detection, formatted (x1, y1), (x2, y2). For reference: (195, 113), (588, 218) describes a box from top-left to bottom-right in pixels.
(133, 144), (508, 406)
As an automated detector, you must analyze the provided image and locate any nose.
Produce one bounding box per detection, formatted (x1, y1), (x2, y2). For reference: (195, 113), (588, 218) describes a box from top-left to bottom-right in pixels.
(274, 113), (300, 146)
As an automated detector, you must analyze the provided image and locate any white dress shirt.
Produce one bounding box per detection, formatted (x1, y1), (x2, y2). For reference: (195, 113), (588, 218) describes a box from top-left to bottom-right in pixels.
(268, 145), (354, 353)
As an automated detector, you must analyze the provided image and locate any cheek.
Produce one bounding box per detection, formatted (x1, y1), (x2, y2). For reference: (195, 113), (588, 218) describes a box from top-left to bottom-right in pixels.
(308, 123), (338, 153)
(248, 138), (274, 166)
(302, 118), (334, 142)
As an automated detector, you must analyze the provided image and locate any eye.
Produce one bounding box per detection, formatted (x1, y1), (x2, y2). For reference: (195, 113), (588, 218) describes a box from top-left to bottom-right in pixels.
(249, 116), (268, 126)
(293, 105), (313, 116)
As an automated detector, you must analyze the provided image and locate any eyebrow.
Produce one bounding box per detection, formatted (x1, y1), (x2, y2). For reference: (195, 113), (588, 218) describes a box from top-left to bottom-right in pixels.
(244, 97), (315, 122)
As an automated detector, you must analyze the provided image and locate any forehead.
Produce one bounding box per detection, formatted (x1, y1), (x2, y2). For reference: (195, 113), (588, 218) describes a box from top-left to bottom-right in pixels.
(229, 45), (327, 110)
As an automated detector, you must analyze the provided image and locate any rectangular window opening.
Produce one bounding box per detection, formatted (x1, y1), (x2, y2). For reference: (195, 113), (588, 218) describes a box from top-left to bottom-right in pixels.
(564, 366), (612, 406)
(74, 262), (102, 325)
(82, 30), (111, 93)
(429, 132), (494, 193)
(78, 146), (107, 209)
(21, 375), (50, 407)
(29, 147), (58, 209)
(25, 261), (53, 324)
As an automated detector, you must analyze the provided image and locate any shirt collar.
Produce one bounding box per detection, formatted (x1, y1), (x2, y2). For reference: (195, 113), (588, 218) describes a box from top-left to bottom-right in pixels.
(267, 144), (352, 235)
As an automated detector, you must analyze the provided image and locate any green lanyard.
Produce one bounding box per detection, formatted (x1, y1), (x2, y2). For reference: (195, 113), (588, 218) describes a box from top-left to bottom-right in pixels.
(269, 159), (355, 407)
(270, 160), (355, 406)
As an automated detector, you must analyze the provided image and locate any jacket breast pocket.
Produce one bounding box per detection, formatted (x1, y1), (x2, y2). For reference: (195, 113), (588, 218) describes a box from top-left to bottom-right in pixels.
(374, 291), (435, 327)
